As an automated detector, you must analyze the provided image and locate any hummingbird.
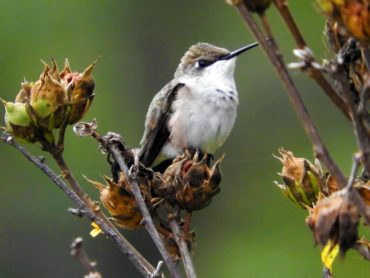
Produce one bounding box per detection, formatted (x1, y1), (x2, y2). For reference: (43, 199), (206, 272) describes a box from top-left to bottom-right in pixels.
(139, 42), (258, 171)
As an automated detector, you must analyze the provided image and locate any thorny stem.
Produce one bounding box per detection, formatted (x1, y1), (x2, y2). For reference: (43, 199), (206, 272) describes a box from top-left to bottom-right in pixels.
(108, 143), (182, 278)
(232, 3), (347, 187)
(71, 237), (101, 276)
(169, 220), (197, 278)
(272, 0), (350, 119)
(1, 133), (157, 278)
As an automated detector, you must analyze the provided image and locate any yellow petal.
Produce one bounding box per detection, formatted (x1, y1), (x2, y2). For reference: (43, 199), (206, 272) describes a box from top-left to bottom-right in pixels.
(321, 240), (339, 273)
(90, 222), (103, 238)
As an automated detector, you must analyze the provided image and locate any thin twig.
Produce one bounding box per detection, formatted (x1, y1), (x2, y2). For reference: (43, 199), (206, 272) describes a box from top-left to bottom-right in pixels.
(169, 220), (197, 278)
(108, 143), (181, 278)
(232, 3), (347, 187)
(345, 153), (361, 191)
(322, 266), (333, 278)
(345, 155), (370, 225)
(1, 133), (157, 278)
(71, 237), (101, 276)
(151, 261), (164, 278)
(272, 0), (350, 120)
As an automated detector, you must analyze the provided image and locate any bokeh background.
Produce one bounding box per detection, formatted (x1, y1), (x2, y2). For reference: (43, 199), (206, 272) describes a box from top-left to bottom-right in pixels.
(0, 1), (369, 277)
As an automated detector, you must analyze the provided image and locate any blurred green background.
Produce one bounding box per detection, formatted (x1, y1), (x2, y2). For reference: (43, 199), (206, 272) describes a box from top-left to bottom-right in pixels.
(0, 1), (368, 277)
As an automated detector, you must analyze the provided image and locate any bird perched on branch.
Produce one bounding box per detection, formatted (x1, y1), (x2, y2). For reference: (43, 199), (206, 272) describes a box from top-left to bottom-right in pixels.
(139, 42), (258, 171)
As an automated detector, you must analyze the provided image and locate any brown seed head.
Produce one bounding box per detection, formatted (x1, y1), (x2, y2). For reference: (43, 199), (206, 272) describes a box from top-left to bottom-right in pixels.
(307, 190), (359, 255)
(85, 173), (143, 229)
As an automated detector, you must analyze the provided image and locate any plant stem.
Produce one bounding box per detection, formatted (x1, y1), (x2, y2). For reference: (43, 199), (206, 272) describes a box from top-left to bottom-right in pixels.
(109, 143), (182, 278)
(232, 3), (347, 187)
(1, 133), (157, 278)
(71, 237), (101, 276)
(169, 220), (197, 278)
(272, 0), (350, 120)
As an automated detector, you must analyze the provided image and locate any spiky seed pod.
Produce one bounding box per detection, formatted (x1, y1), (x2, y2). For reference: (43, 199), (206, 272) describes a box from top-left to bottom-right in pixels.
(307, 190), (359, 255)
(162, 151), (223, 212)
(86, 173), (143, 229)
(2, 99), (36, 142)
(274, 148), (324, 209)
(61, 59), (98, 124)
(29, 67), (67, 130)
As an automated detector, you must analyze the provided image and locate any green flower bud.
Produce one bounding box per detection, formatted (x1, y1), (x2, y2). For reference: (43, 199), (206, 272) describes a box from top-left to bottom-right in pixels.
(29, 67), (67, 130)
(2, 99), (36, 142)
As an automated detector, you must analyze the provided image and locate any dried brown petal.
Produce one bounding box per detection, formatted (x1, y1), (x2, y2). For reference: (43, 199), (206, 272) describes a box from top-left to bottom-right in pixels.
(307, 189), (359, 255)
(85, 173), (143, 229)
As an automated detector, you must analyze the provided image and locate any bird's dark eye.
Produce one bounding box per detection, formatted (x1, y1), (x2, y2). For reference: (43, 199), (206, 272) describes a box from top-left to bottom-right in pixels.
(197, 59), (213, 68)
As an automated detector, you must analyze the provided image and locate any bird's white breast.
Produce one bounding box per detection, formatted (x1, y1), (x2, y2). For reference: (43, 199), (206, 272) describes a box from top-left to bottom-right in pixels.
(162, 70), (239, 158)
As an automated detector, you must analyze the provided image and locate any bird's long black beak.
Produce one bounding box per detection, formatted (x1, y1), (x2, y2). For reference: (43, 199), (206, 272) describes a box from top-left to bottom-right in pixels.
(218, 42), (259, 61)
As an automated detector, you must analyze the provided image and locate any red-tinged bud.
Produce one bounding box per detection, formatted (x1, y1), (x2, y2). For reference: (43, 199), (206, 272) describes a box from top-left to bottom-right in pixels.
(61, 59), (98, 124)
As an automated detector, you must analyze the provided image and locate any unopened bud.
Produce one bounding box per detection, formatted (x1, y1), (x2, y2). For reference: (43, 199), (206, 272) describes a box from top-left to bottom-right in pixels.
(29, 67), (67, 130)
(2, 99), (36, 142)
(62, 59), (98, 124)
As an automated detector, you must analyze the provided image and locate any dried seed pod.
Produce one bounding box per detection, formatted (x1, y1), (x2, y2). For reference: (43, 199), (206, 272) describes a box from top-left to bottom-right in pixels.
(307, 190), (359, 255)
(86, 173), (143, 229)
(163, 152), (223, 212)
(61, 59), (98, 124)
(274, 148), (324, 208)
(318, 0), (370, 42)
(243, 0), (272, 14)
(2, 99), (36, 142)
(29, 67), (67, 130)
